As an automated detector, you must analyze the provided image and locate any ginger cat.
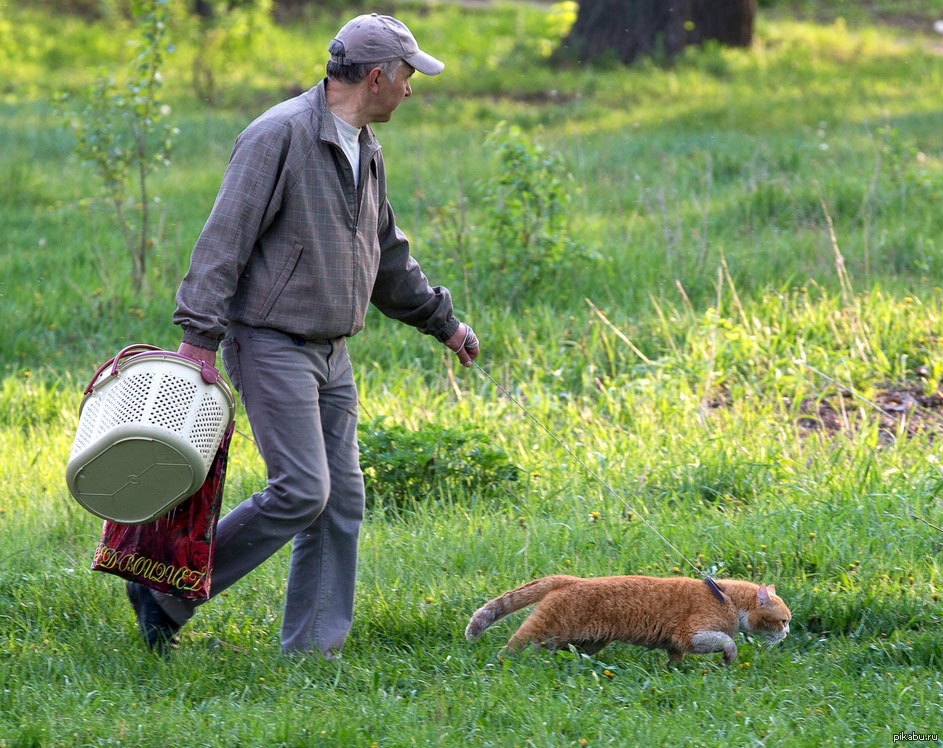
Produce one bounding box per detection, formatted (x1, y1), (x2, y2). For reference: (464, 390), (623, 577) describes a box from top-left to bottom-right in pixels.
(465, 574), (791, 665)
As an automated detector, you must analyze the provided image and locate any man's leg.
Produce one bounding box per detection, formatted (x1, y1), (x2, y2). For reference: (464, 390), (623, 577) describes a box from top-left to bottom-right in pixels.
(152, 325), (334, 629)
(280, 340), (365, 656)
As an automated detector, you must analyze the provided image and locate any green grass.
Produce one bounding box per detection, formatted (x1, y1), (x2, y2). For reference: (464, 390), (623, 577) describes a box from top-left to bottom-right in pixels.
(2, 1), (943, 746)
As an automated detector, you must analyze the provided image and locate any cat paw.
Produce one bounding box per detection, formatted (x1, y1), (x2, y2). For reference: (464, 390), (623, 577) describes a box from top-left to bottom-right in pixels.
(722, 643), (738, 665)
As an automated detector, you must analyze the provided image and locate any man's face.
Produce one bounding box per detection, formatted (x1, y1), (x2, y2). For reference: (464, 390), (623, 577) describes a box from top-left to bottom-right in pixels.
(370, 62), (414, 122)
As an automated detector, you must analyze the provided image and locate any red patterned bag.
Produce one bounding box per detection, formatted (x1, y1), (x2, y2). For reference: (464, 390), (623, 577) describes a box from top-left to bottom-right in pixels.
(91, 424), (234, 599)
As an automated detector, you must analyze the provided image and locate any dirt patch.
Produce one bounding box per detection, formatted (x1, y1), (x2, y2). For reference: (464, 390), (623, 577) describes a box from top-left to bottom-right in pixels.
(797, 383), (943, 442)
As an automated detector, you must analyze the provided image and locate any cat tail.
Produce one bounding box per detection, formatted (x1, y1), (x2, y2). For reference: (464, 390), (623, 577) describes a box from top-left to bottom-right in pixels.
(465, 576), (576, 642)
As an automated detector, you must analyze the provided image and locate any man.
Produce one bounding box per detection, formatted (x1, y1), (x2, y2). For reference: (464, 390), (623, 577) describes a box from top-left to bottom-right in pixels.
(126, 13), (479, 657)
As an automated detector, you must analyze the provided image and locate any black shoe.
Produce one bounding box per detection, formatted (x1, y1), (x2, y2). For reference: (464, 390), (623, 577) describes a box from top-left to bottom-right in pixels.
(126, 581), (181, 654)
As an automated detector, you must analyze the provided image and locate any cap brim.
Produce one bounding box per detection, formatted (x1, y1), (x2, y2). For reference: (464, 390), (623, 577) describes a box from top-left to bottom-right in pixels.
(405, 49), (444, 75)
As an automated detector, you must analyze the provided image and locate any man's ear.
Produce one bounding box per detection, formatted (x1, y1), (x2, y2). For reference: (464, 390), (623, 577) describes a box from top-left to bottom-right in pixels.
(366, 66), (383, 93)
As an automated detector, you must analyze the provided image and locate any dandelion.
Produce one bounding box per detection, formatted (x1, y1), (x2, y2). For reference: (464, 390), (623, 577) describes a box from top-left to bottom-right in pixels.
(518, 516), (526, 528)
(259, 676), (265, 682)
(672, 566), (681, 573)
(426, 596), (435, 603)
(809, 532), (816, 539)
(589, 511), (600, 522)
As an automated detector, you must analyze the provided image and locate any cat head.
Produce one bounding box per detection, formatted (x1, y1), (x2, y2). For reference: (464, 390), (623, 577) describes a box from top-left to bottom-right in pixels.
(742, 584), (792, 645)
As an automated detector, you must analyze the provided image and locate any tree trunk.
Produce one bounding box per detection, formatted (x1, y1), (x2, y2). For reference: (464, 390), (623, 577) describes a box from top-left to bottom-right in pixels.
(559, 0), (757, 66)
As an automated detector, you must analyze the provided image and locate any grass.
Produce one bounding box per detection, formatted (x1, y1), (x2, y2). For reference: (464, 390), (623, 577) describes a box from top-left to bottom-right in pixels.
(2, 1), (943, 746)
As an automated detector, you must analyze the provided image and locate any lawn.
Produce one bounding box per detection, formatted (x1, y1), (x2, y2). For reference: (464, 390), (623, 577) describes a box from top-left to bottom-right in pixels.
(1, 1), (942, 746)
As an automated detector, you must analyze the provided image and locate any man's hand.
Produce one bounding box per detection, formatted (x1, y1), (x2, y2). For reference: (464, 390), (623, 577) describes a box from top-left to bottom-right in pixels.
(178, 342), (217, 369)
(444, 323), (480, 368)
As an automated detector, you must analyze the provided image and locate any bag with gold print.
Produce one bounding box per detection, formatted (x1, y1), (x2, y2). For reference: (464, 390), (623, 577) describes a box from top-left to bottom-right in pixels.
(90, 423), (234, 599)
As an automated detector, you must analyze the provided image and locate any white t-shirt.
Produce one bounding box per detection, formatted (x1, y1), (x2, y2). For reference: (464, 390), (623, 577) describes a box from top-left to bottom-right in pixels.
(331, 113), (362, 188)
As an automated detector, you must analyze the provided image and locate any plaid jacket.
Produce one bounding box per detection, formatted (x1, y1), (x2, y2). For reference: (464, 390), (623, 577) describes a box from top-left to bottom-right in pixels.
(174, 80), (459, 350)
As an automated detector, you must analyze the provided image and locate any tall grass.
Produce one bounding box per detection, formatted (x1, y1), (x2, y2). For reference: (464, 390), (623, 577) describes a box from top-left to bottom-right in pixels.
(2, 2), (943, 746)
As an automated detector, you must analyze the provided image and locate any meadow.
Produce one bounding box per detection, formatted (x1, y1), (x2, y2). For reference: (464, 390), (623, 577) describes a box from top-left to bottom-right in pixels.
(1, 1), (943, 745)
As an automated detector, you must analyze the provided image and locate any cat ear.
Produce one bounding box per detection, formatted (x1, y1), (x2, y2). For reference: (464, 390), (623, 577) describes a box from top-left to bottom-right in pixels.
(767, 584), (776, 598)
(757, 584), (771, 605)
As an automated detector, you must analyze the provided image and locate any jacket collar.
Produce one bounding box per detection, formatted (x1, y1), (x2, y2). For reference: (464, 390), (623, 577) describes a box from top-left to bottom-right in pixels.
(309, 79), (381, 158)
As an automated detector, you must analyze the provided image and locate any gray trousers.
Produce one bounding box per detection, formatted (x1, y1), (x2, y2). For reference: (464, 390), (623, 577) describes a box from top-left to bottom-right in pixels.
(156, 323), (365, 657)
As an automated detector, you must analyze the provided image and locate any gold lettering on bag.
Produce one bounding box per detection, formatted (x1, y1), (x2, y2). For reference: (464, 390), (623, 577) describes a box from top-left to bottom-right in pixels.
(93, 543), (207, 592)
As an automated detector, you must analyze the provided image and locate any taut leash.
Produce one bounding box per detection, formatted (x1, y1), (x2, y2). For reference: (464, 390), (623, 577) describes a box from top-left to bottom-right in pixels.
(472, 361), (728, 604)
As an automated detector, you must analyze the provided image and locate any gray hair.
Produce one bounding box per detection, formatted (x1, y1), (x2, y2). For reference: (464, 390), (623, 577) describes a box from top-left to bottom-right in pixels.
(327, 40), (403, 83)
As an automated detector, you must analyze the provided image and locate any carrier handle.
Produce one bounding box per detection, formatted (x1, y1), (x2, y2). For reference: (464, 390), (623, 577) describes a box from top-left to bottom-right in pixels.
(84, 344), (226, 394)
(84, 344), (163, 394)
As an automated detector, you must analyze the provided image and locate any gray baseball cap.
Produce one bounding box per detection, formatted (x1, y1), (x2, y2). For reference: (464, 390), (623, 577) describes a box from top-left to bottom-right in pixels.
(330, 13), (445, 76)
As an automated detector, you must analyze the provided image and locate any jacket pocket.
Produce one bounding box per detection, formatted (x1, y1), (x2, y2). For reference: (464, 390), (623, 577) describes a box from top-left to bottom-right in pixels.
(258, 242), (304, 320)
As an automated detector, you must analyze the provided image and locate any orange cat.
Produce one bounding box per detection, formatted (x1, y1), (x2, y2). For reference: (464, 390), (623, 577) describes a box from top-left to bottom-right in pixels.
(465, 574), (791, 665)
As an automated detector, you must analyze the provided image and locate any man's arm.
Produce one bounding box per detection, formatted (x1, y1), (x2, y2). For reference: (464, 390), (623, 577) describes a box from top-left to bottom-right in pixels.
(174, 121), (292, 350)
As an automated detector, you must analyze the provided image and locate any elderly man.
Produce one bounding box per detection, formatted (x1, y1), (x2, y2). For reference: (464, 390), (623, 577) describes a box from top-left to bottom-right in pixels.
(126, 13), (479, 657)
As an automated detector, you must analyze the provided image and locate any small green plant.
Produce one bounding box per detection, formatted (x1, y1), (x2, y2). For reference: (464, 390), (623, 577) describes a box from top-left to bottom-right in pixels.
(478, 123), (594, 304)
(358, 417), (520, 510)
(59, 0), (176, 292)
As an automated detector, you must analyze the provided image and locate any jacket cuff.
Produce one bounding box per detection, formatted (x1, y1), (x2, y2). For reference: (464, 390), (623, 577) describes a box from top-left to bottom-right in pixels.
(431, 315), (461, 344)
(180, 327), (222, 351)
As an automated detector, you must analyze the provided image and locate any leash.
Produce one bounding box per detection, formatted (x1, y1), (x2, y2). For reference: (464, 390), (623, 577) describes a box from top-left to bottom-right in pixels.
(472, 361), (728, 604)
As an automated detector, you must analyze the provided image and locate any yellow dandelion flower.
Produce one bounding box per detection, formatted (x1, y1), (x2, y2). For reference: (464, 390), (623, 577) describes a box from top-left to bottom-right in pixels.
(602, 669), (615, 678)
